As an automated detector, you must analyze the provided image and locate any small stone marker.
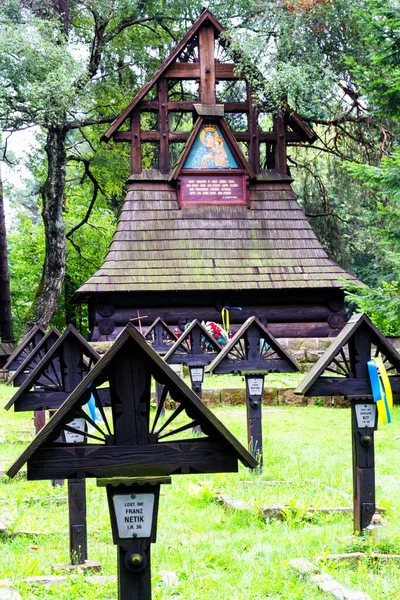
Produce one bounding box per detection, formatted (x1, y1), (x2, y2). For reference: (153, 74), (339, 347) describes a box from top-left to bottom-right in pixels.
(159, 571), (178, 587)
(261, 504), (287, 521)
(217, 494), (253, 512)
(52, 560), (102, 572)
(311, 574), (373, 600)
(289, 558), (320, 575)
(0, 586), (22, 600)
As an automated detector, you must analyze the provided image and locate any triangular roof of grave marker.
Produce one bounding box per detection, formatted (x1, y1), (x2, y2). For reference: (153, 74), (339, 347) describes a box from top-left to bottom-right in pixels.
(102, 10), (315, 144)
(164, 319), (222, 364)
(207, 316), (299, 374)
(144, 317), (178, 351)
(170, 116), (255, 181)
(7, 326), (61, 385)
(295, 313), (400, 396)
(7, 323), (257, 478)
(3, 326), (46, 371)
(5, 324), (100, 411)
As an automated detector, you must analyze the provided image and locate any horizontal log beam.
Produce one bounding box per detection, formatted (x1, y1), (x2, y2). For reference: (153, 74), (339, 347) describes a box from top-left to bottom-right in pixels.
(166, 353), (219, 366)
(113, 129), (305, 144)
(305, 377), (400, 397)
(164, 63), (239, 80)
(13, 388), (111, 412)
(139, 101), (251, 113)
(97, 305), (342, 326)
(212, 358), (298, 374)
(27, 440), (239, 480)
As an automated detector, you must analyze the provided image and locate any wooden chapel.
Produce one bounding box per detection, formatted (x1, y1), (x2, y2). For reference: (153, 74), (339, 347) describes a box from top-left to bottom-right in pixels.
(74, 10), (359, 341)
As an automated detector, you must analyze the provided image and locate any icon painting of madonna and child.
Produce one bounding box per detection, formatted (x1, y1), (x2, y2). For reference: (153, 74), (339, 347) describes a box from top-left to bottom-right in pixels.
(183, 124), (240, 170)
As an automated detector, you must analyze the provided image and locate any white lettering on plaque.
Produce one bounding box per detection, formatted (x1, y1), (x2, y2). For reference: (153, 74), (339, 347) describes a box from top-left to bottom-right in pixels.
(113, 494), (155, 539)
(64, 418), (86, 444)
(355, 404), (376, 428)
(247, 378), (264, 397)
(190, 367), (204, 383)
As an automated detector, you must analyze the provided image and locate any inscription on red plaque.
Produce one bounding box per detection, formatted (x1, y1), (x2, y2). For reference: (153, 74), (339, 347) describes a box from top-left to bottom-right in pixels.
(180, 174), (246, 205)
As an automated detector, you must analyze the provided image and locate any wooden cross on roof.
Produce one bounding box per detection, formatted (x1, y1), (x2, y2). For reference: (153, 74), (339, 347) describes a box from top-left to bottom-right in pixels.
(8, 326), (61, 387)
(144, 318), (178, 353)
(4, 326), (46, 372)
(207, 316), (299, 374)
(163, 319), (222, 366)
(102, 9), (316, 176)
(5, 324), (105, 413)
(295, 313), (400, 397)
(7, 323), (257, 480)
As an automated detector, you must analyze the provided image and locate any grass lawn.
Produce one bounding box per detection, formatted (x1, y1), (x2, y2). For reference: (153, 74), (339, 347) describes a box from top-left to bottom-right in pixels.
(1, 381), (400, 599)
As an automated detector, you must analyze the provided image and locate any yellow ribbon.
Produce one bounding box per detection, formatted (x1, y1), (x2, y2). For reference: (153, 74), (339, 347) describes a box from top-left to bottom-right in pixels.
(221, 308), (230, 332)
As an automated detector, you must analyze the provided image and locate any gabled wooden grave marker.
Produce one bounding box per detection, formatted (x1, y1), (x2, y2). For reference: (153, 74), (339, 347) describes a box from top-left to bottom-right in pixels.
(4, 325), (46, 372)
(8, 326), (61, 387)
(145, 317), (178, 418)
(295, 313), (400, 533)
(207, 316), (299, 468)
(144, 318), (177, 353)
(4, 325), (47, 430)
(164, 319), (222, 403)
(7, 323), (257, 600)
(5, 324), (107, 568)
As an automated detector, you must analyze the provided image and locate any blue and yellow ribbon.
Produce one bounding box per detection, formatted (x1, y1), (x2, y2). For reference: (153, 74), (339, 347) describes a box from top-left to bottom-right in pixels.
(367, 357), (393, 425)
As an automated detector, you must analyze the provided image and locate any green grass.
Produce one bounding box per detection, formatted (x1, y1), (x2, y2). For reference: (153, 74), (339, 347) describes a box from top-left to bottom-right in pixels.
(1, 382), (400, 599)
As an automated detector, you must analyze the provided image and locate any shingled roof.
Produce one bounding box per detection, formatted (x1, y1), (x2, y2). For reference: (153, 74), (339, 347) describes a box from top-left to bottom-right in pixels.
(75, 172), (359, 298)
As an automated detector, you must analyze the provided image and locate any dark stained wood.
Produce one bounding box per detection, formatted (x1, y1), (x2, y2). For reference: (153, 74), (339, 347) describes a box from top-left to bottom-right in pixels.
(68, 479), (88, 563)
(130, 108), (141, 174)
(295, 313), (400, 396)
(164, 62), (240, 80)
(12, 388), (111, 412)
(208, 316), (299, 374)
(26, 441), (239, 480)
(8, 327), (61, 386)
(274, 113), (287, 175)
(7, 324), (257, 479)
(158, 78), (170, 174)
(247, 83), (260, 175)
(144, 318), (177, 353)
(4, 326), (46, 371)
(164, 319), (221, 365)
(306, 377), (400, 397)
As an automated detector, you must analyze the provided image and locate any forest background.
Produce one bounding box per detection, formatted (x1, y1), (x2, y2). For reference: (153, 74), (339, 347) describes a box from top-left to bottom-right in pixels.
(0, 0), (399, 341)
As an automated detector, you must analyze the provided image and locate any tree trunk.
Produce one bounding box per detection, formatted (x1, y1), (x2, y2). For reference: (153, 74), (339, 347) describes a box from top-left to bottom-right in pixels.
(0, 163), (14, 342)
(25, 124), (67, 330)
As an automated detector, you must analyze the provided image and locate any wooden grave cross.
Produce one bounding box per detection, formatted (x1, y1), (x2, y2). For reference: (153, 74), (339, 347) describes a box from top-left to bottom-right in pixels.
(163, 319), (222, 406)
(295, 312), (400, 533)
(7, 323), (257, 600)
(3, 325), (47, 431)
(5, 324), (109, 568)
(207, 316), (299, 468)
(7, 326), (61, 388)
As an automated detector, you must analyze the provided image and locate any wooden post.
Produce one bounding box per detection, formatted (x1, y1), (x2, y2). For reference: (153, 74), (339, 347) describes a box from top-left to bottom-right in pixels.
(245, 373), (264, 469)
(117, 543), (152, 600)
(348, 327), (377, 533)
(274, 113), (286, 175)
(130, 107), (142, 174)
(199, 24), (216, 105)
(158, 78), (170, 174)
(247, 83), (260, 174)
(69, 479), (88, 563)
(63, 337), (88, 564)
(155, 381), (165, 418)
(350, 399), (376, 533)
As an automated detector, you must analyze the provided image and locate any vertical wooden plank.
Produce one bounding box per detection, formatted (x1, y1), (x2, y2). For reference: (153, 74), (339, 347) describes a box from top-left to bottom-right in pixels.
(130, 108), (142, 174)
(247, 83), (260, 174)
(274, 114), (287, 175)
(351, 401), (376, 533)
(110, 342), (151, 446)
(62, 336), (82, 393)
(68, 479), (88, 564)
(245, 374), (263, 470)
(118, 546), (152, 600)
(199, 25), (216, 105)
(158, 78), (170, 174)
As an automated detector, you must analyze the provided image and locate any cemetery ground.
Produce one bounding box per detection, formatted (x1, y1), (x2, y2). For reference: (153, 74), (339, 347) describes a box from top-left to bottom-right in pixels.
(1, 382), (400, 599)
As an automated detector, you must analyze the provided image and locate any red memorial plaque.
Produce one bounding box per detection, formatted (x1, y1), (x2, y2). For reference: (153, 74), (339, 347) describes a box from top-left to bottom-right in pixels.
(180, 174), (246, 205)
